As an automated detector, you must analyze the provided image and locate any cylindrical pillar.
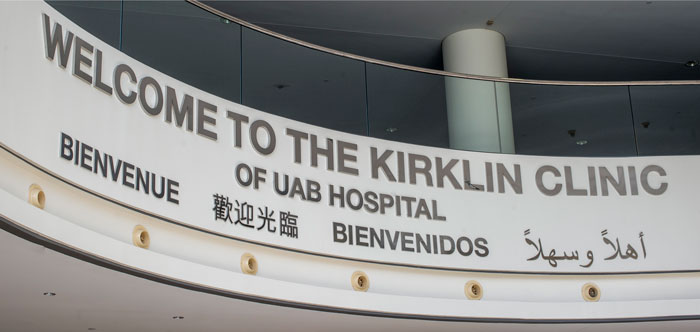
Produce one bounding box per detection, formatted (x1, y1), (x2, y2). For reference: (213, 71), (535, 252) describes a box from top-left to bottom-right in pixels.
(442, 29), (514, 153)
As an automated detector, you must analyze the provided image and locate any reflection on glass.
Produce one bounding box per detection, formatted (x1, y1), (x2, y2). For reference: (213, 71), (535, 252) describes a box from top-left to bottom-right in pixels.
(444, 78), (514, 153)
(47, 1), (121, 49)
(630, 85), (700, 156)
(366, 64), (448, 148)
(494, 82), (515, 153)
(50, 1), (700, 158)
(510, 84), (636, 156)
(122, 1), (241, 102)
(242, 28), (367, 135)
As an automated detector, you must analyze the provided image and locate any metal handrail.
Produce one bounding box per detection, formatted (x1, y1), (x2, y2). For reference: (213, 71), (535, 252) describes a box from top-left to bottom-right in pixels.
(187, 0), (700, 87)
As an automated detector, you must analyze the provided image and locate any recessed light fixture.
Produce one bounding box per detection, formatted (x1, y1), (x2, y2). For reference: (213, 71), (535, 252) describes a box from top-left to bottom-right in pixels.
(576, 139), (588, 146)
(385, 127), (398, 133)
(172, 316), (184, 320)
(43, 292), (56, 296)
(685, 60), (698, 68)
(219, 18), (231, 24)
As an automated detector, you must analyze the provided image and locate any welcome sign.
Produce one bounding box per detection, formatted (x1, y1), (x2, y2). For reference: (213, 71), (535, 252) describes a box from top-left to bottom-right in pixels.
(1, 2), (698, 273)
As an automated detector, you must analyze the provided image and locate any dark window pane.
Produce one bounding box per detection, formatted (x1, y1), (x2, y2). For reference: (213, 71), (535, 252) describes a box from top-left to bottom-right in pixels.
(366, 64), (448, 148)
(511, 84), (636, 156)
(631, 85), (700, 155)
(242, 27), (366, 135)
(47, 1), (121, 49)
(122, 1), (241, 103)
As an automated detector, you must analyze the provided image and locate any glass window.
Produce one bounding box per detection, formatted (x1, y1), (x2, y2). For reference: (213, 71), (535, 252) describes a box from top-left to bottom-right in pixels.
(47, 1), (121, 49)
(630, 85), (700, 155)
(241, 27), (367, 135)
(510, 84), (637, 156)
(366, 64), (449, 148)
(121, 1), (241, 102)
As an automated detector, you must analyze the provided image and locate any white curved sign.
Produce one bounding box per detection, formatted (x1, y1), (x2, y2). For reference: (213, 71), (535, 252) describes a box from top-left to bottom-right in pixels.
(1, 2), (699, 273)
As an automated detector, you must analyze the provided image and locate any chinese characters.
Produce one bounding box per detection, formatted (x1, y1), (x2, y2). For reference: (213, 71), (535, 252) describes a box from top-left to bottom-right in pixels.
(213, 194), (299, 239)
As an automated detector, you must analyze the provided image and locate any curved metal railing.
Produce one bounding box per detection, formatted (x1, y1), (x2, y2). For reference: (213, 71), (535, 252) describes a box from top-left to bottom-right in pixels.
(187, 0), (700, 87)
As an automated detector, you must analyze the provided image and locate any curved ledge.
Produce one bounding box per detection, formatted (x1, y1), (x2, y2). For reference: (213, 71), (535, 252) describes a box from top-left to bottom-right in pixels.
(3, 144), (698, 276)
(2, 200), (700, 324)
(3, 1), (700, 274)
(186, 0), (700, 87)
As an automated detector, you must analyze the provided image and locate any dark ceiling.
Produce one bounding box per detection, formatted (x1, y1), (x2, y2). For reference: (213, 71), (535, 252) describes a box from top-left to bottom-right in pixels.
(204, 1), (700, 81)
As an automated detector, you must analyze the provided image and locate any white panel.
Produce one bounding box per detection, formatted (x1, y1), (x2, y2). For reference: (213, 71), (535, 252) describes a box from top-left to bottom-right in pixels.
(0, 2), (698, 276)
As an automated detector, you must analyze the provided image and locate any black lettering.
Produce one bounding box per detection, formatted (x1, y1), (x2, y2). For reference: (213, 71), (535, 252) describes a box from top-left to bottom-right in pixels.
(122, 162), (135, 188)
(347, 189), (363, 210)
(306, 180), (321, 202)
(93, 49), (112, 95)
(93, 149), (108, 178)
(273, 173), (289, 195)
(400, 232), (415, 252)
(408, 153), (433, 186)
(333, 222), (347, 243)
(226, 111), (249, 148)
(356, 226), (369, 247)
(641, 165), (668, 195)
(328, 184), (344, 208)
(286, 128), (308, 163)
(369, 227), (385, 248)
(196, 99), (217, 140)
(138, 76), (164, 116)
(235, 163), (252, 187)
(60, 132), (73, 161)
(416, 233), (431, 254)
(337, 140), (359, 175)
(108, 155), (122, 181)
(364, 191), (378, 213)
(289, 177), (306, 200)
(79, 142), (93, 171)
(386, 230), (401, 250)
(135, 168), (150, 194)
(370, 148), (395, 181)
(310, 135), (333, 170)
(456, 237), (473, 256)
(439, 235), (455, 254)
(497, 163), (522, 194)
(536, 165), (562, 196)
(72, 36), (93, 84)
(43, 14), (74, 68)
(165, 87), (193, 131)
(379, 194), (393, 214)
(114, 64), (137, 104)
(151, 174), (165, 198)
(250, 120), (276, 155)
(436, 157), (461, 189)
(167, 179), (179, 204)
(475, 238), (489, 257)
(599, 166), (627, 196)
